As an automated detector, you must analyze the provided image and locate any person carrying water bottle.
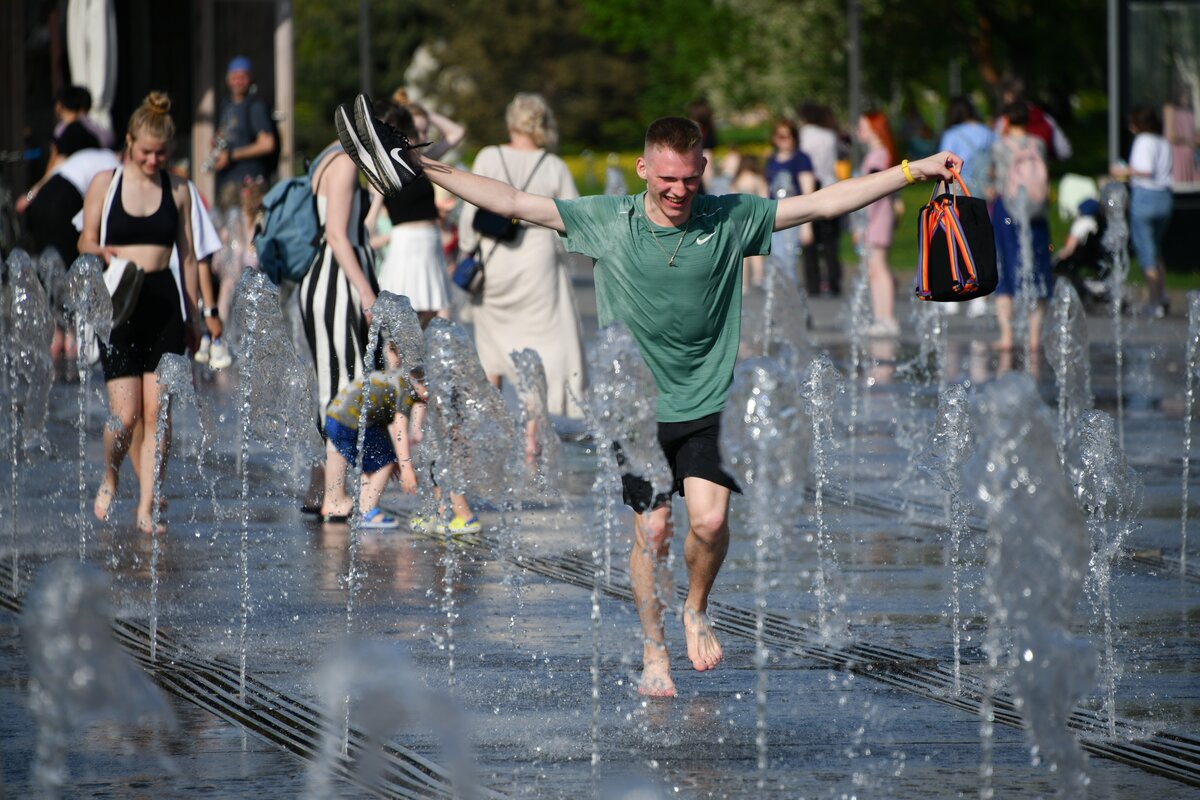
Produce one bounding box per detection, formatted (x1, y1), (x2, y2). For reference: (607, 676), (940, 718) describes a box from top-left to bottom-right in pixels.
(337, 94), (963, 697)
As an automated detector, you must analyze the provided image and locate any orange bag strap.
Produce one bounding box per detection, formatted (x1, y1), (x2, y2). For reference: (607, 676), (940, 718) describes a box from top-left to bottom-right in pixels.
(916, 167), (978, 299)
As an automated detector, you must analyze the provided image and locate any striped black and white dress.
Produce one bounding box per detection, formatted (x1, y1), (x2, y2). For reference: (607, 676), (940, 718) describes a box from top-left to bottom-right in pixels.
(299, 148), (378, 434)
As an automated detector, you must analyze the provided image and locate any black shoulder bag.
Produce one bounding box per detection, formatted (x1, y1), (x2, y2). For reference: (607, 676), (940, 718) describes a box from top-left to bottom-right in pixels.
(470, 150), (548, 242)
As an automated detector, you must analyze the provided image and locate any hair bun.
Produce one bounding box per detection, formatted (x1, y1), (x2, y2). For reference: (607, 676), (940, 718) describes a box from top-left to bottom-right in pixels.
(145, 91), (171, 115)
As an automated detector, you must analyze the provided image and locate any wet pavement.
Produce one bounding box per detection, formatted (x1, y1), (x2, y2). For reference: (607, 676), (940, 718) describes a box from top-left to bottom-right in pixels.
(1, 270), (1198, 798)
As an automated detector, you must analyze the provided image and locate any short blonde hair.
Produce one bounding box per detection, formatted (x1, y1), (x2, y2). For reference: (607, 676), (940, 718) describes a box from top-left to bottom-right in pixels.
(127, 91), (175, 143)
(506, 93), (557, 149)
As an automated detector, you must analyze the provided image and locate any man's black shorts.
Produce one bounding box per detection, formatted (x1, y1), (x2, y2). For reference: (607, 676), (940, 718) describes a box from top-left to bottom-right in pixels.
(616, 411), (741, 513)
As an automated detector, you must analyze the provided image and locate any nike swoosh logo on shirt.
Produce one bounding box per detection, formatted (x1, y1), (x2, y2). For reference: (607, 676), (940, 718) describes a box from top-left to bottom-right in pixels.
(695, 232), (716, 245)
(389, 148), (418, 175)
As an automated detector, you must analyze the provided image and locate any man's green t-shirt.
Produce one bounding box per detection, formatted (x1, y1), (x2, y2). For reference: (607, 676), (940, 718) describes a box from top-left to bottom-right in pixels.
(555, 192), (776, 422)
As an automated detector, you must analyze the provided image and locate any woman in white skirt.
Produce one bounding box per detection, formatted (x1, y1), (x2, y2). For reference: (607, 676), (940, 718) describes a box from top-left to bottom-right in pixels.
(371, 101), (465, 327)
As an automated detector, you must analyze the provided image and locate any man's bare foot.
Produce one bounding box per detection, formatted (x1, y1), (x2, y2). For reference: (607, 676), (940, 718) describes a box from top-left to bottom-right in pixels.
(94, 482), (116, 522)
(136, 516), (167, 535)
(683, 607), (723, 671)
(638, 642), (677, 697)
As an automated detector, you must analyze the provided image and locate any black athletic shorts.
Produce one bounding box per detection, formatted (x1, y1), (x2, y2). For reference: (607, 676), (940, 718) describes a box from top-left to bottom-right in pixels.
(617, 411), (741, 513)
(100, 269), (186, 381)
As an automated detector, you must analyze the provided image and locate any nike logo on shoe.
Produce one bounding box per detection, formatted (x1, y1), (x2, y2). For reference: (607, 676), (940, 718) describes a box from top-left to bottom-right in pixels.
(695, 232), (716, 245)
(390, 148), (418, 175)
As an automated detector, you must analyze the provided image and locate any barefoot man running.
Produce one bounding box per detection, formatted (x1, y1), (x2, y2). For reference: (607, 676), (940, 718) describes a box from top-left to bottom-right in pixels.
(337, 97), (962, 696)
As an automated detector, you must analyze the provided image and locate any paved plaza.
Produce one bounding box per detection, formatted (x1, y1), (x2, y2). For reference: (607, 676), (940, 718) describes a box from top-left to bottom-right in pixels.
(1, 268), (1198, 798)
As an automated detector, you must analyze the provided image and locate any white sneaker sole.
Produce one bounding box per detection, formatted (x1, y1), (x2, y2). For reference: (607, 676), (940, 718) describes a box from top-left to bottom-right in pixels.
(354, 94), (409, 195)
(335, 105), (389, 196)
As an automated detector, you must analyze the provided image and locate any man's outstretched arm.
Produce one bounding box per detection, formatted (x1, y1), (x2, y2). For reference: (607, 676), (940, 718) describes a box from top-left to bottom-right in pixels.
(773, 151), (963, 231)
(419, 156), (566, 233)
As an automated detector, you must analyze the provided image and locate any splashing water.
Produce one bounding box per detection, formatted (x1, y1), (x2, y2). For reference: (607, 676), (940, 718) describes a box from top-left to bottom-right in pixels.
(146, 353), (195, 663)
(35, 249), (68, 335)
(589, 322), (672, 503)
(508, 349), (562, 642)
(1182, 292), (1200, 576)
(305, 640), (477, 799)
(369, 291), (426, 369)
(6, 250), (54, 450)
(911, 300), (948, 395)
(845, 270), (870, 503)
(1102, 182), (1130, 449)
(966, 373), (1095, 797)
(512, 347), (562, 498)
(5, 250), (54, 594)
(1009, 189), (1038, 369)
(64, 255), (112, 560)
(424, 318), (518, 692)
(231, 270), (322, 696)
(1070, 409), (1141, 737)
(917, 384), (974, 694)
(802, 354), (844, 642)
(588, 321), (672, 586)
(750, 254), (813, 366)
(723, 356), (808, 782)
(234, 270), (323, 459)
(22, 559), (175, 794)
(586, 323), (671, 767)
(1042, 280), (1093, 462)
(424, 318), (518, 505)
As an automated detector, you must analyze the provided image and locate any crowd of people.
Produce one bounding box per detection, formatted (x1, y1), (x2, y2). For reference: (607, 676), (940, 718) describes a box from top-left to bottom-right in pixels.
(8, 65), (1194, 696)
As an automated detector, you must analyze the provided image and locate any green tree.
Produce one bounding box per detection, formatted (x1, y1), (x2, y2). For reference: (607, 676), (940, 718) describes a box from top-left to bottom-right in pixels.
(410, 0), (646, 150)
(579, 0), (737, 126)
(294, 0), (438, 160)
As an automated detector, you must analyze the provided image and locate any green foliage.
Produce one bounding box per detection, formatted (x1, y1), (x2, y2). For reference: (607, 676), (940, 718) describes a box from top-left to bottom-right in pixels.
(409, 0), (647, 150)
(294, 0), (436, 160)
(579, 0), (737, 124)
(291, 0), (1108, 159)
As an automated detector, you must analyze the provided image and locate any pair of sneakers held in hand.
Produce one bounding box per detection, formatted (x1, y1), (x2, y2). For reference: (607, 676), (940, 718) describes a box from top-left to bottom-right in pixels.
(334, 94), (429, 197)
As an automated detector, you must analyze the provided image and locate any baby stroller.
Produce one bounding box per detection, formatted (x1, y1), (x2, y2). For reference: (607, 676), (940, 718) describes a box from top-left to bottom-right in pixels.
(1056, 172), (1108, 309)
(1053, 188), (1111, 310)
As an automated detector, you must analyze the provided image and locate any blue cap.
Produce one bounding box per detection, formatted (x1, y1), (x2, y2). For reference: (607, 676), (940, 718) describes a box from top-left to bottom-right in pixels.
(227, 56), (252, 74)
(1078, 198), (1100, 217)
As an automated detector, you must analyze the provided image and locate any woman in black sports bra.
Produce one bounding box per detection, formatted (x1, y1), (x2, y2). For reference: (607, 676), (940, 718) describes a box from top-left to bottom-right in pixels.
(79, 92), (200, 536)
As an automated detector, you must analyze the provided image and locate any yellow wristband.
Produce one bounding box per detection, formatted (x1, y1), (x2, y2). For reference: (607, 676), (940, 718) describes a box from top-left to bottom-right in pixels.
(900, 159), (915, 185)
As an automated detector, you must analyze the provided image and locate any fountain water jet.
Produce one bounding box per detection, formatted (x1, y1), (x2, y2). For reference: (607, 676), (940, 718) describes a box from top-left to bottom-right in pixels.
(1182, 291), (1200, 576)
(967, 373), (1096, 797)
(148, 353), (195, 663)
(1101, 182), (1130, 448)
(424, 318), (519, 692)
(586, 322), (671, 771)
(5, 250), (54, 595)
(22, 559), (175, 794)
(722, 356), (808, 784)
(1043, 280), (1092, 463)
(305, 640), (476, 799)
(918, 383), (974, 694)
(1071, 409), (1141, 736)
(845, 270), (870, 504)
(63, 255), (113, 560)
(1009, 189), (1038, 369)
(802, 354), (844, 642)
(232, 269), (323, 695)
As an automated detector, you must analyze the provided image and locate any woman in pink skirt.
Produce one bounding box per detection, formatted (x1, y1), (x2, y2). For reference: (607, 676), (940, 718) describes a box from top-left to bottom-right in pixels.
(856, 111), (901, 337)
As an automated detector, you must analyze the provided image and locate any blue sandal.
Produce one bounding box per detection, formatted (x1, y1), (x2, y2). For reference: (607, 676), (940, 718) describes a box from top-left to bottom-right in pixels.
(360, 507), (400, 530)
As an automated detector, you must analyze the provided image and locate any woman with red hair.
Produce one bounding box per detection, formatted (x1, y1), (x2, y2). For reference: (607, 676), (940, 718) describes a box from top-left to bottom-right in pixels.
(856, 111), (901, 337)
